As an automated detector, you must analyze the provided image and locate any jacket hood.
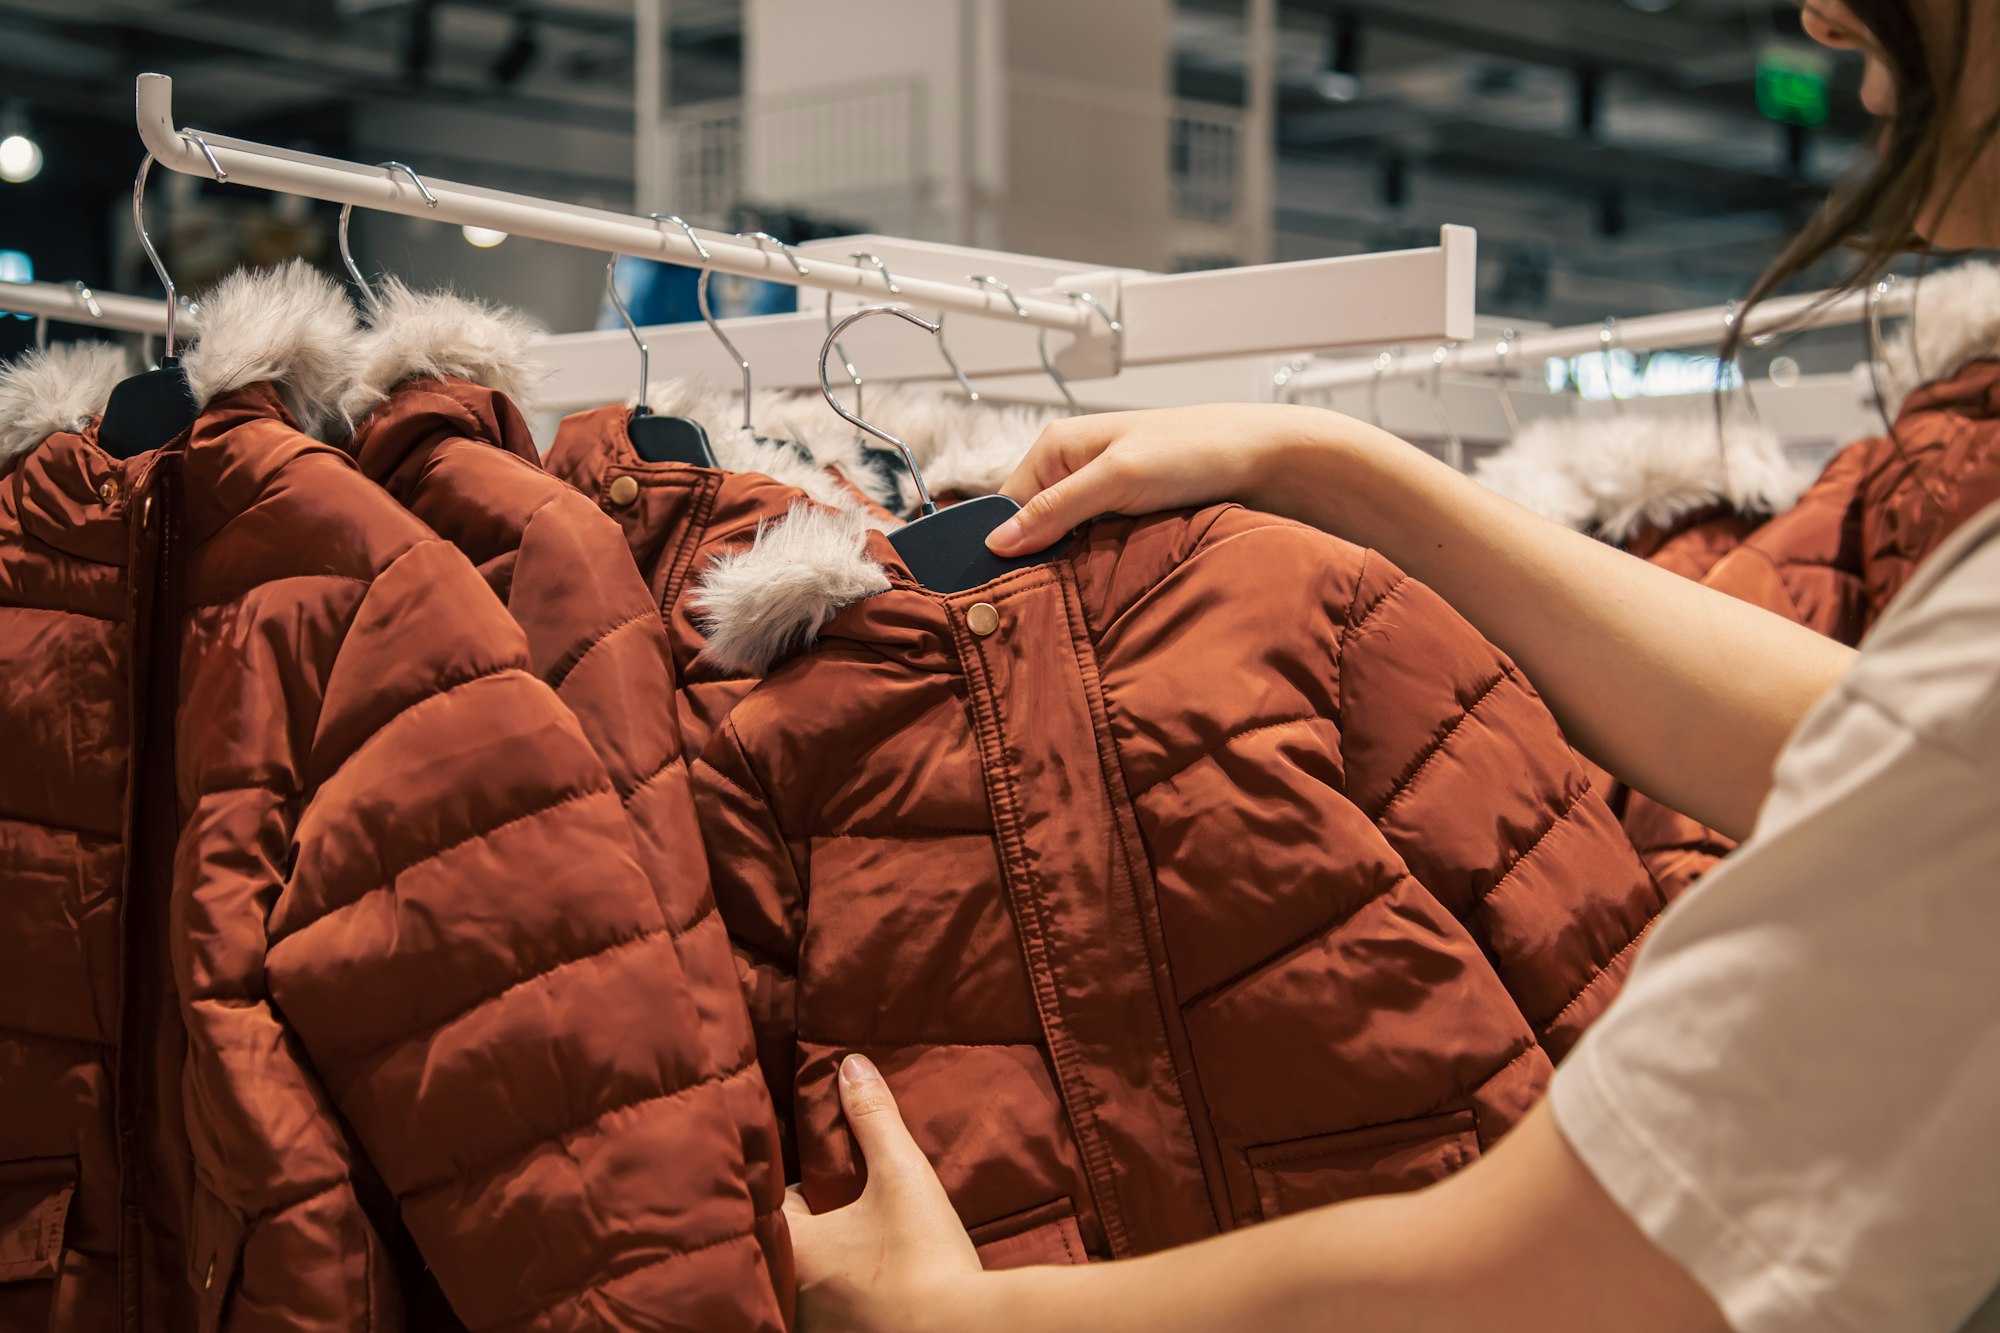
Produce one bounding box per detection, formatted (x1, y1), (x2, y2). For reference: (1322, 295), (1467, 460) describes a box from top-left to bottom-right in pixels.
(692, 500), (894, 676)
(183, 260), (362, 435)
(1878, 259), (2000, 414)
(643, 377), (1062, 517)
(0, 341), (133, 472)
(340, 280), (547, 424)
(1472, 409), (1811, 544)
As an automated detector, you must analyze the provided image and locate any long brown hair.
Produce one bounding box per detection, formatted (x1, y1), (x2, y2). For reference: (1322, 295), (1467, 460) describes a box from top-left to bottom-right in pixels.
(1723, 0), (1997, 362)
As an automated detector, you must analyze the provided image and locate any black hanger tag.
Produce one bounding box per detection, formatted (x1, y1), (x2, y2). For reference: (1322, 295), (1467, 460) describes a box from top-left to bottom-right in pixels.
(99, 357), (198, 459)
(888, 494), (1067, 594)
(629, 411), (719, 467)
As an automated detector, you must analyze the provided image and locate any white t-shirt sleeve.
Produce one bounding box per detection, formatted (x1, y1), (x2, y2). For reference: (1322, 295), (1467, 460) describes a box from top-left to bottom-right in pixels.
(1550, 501), (2000, 1333)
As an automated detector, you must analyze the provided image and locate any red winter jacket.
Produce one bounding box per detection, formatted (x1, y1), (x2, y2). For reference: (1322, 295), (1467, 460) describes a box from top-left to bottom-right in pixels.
(0, 265), (762, 1332)
(690, 498), (1664, 1267)
(337, 283), (792, 1329)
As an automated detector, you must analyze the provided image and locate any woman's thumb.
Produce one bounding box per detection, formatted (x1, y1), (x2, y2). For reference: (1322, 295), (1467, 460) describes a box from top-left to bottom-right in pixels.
(838, 1054), (928, 1190)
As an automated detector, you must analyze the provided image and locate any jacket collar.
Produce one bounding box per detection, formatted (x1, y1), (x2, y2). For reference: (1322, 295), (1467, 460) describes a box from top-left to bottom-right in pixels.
(1878, 259), (2000, 417)
(1470, 408), (1811, 545)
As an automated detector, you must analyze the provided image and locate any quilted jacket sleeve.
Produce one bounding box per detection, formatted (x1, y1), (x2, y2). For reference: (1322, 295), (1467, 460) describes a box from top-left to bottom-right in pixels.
(1332, 548), (1666, 1059)
(691, 718), (809, 1179)
(262, 537), (782, 1332)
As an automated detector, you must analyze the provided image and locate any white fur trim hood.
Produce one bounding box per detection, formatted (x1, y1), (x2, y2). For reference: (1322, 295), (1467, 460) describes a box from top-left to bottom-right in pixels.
(642, 376), (1062, 517)
(1877, 259), (2000, 414)
(691, 501), (892, 675)
(182, 260), (361, 435)
(1473, 409), (1811, 544)
(340, 279), (547, 424)
(0, 342), (133, 472)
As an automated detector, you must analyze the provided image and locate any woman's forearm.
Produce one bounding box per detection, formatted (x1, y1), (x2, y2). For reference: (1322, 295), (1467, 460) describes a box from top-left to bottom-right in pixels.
(1253, 413), (1853, 839)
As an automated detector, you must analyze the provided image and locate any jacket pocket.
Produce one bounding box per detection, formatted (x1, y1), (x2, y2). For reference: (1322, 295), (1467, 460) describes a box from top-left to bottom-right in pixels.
(185, 1184), (248, 1332)
(1246, 1109), (1479, 1221)
(968, 1198), (1087, 1270)
(0, 1156), (77, 1285)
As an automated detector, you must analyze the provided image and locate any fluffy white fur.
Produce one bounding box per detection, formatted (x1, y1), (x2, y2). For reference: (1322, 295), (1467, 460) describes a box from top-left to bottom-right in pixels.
(1876, 259), (2000, 414)
(183, 260), (361, 435)
(340, 279), (547, 423)
(642, 377), (1061, 517)
(0, 342), (132, 471)
(692, 501), (892, 675)
(1474, 409), (1812, 543)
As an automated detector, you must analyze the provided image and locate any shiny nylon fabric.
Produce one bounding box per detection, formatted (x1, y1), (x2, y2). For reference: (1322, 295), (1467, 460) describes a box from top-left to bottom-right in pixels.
(542, 405), (899, 762)
(694, 505), (1663, 1265)
(342, 376), (789, 1329)
(2, 381), (759, 1331)
(1623, 358), (2000, 901)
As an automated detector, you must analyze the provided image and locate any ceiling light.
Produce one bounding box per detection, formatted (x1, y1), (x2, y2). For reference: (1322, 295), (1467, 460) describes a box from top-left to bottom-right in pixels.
(462, 226), (508, 248)
(0, 134), (42, 184)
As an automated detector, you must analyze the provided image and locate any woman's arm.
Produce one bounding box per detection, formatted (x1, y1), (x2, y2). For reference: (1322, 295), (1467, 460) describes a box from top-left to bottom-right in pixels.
(986, 405), (1852, 839)
(790, 1055), (1728, 1333)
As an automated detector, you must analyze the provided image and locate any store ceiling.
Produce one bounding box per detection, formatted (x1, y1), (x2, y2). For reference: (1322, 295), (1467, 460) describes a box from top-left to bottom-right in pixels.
(0, 0), (1868, 317)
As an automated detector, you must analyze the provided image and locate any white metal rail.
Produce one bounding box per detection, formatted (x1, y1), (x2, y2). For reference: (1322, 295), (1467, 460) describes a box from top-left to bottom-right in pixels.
(1, 280), (181, 335)
(1287, 282), (1920, 393)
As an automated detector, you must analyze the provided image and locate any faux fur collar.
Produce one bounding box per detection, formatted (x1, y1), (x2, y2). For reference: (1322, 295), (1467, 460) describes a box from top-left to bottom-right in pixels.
(642, 376), (1062, 518)
(182, 260), (361, 435)
(340, 279), (547, 424)
(1473, 409), (1811, 544)
(1878, 259), (2000, 414)
(692, 501), (893, 675)
(0, 342), (132, 472)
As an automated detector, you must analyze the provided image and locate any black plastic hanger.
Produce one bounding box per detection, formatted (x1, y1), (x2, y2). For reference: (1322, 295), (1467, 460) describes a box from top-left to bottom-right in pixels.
(98, 153), (197, 459)
(820, 305), (1067, 595)
(605, 249), (718, 467)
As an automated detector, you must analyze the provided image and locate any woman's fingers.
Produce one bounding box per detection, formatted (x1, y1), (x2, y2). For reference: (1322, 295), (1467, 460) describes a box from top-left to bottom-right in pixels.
(837, 1054), (935, 1199)
(989, 452), (1130, 554)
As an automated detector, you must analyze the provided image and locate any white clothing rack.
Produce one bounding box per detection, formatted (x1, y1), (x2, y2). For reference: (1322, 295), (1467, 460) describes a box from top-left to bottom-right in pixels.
(1287, 283), (1919, 394)
(1, 280), (183, 336)
(135, 72), (1477, 393)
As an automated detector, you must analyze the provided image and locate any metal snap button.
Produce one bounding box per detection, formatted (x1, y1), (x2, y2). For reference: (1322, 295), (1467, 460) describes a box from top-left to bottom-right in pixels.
(141, 494), (154, 528)
(607, 475), (640, 507)
(204, 1259), (215, 1290)
(97, 478), (120, 506)
(967, 603), (1000, 636)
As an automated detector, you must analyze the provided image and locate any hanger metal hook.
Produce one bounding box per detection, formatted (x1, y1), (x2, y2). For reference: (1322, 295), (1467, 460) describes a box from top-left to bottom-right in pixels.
(1368, 346), (1404, 428)
(338, 161), (437, 306)
(849, 252), (901, 296)
(1037, 325), (1082, 415)
(649, 213), (711, 264)
(33, 316), (47, 351)
(1493, 328), (1521, 437)
(969, 274), (1028, 319)
(1272, 355), (1312, 403)
(821, 304), (943, 516)
(935, 310), (980, 402)
(1599, 316), (1626, 415)
(737, 231), (810, 276)
(1067, 290), (1124, 375)
(605, 255), (651, 411)
(179, 129), (227, 183)
(132, 154), (179, 357)
(1428, 342), (1464, 471)
(696, 231), (772, 434)
(72, 281), (103, 321)
(1720, 299), (1764, 423)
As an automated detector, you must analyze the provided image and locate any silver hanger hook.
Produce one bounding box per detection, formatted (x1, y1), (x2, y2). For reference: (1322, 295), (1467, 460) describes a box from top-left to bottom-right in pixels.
(605, 255), (650, 409)
(1721, 299), (1764, 424)
(1272, 355), (1312, 403)
(649, 213), (711, 263)
(1599, 316), (1626, 415)
(1428, 342), (1464, 471)
(1067, 290), (1124, 375)
(736, 231), (810, 276)
(1493, 328), (1521, 437)
(179, 129), (227, 183)
(821, 305), (943, 516)
(935, 310), (980, 402)
(72, 280), (103, 321)
(1038, 325), (1082, 414)
(849, 252), (902, 296)
(132, 154), (179, 357)
(339, 161), (437, 306)
(33, 315), (47, 351)
(824, 287), (863, 422)
(1863, 272), (1901, 421)
(969, 274), (1028, 319)
(697, 229), (781, 435)
(1368, 346), (1404, 428)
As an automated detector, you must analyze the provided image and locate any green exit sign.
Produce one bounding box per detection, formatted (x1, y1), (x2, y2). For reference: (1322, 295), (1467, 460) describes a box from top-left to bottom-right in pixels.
(1757, 46), (1831, 127)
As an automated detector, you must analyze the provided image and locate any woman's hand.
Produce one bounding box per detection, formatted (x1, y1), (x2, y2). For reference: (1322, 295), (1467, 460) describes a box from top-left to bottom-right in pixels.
(985, 404), (1366, 556)
(787, 1054), (988, 1332)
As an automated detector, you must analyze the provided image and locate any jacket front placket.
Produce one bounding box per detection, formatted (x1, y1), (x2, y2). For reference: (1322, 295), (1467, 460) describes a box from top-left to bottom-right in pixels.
(939, 562), (1221, 1258)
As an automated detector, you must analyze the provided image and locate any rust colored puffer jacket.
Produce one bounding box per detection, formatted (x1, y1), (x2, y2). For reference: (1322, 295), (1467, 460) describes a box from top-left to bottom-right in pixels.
(689, 499), (1665, 1267)
(1624, 261), (2000, 899)
(335, 283), (791, 1328)
(0, 265), (766, 1332)
(543, 395), (899, 761)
